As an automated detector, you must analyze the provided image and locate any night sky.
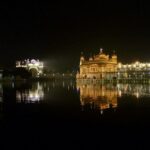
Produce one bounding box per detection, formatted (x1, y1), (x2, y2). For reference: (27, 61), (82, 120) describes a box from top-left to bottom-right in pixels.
(0, 1), (150, 71)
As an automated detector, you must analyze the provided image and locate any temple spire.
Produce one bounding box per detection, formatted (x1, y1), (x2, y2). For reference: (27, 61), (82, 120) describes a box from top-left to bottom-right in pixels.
(100, 48), (103, 54)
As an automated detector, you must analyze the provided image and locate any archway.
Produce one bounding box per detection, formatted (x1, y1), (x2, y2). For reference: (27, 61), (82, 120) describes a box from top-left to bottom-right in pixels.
(29, 68), (38, 77)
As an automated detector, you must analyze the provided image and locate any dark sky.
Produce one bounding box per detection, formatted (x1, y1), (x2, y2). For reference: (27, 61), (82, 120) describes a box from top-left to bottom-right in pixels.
(0, 0), (150, 71)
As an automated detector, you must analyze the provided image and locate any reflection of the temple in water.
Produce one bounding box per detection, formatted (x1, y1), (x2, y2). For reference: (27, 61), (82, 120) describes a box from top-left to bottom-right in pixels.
(117, 84), (150, 98)
(77, 84), (118, 111)
(16, 82), (44, 103)
(77, 83), (150, 111)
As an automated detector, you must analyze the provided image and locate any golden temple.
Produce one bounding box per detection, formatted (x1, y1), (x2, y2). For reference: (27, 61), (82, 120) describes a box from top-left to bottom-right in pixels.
(76, 48), (117, 80)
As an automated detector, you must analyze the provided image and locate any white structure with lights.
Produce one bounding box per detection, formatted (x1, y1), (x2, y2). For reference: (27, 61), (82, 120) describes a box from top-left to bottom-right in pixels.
(117, 61), (150, 82)
(16, 59), (44, 77)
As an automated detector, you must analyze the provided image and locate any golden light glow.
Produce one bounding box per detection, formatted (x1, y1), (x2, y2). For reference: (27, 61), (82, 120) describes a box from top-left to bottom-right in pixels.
(77, 49), (117, 80)
(77, 83), (150, 112)
(16, 82), (44, 103)
(16, 59), (44, 77)
(77, 83), (118, 111)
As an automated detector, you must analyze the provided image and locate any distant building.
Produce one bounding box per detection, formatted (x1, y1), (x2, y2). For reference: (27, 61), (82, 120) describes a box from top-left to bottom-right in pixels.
(117, 61), (150, 81)
(16, 59), (44, 77)
(76, 49), (117, 80)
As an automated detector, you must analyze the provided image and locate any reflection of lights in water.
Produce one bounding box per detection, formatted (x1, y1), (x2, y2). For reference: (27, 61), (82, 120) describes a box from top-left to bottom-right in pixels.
(90, 102), (93, 109)
(47, 87), (50, 92)
(12, 83), (14, 88)
(135, 92), (139, 99)
(118, 90), (122, 97)
(117, 84), (150, 98)
(100, 103), (110, 110)
(52, 82), (55, 88)
(76, 87), (80, 93)
(102, 91), (105, 97)
(68, 86), (70, 91)
(16, 83), (44, 103)
(80, 97), (85, 109)
(77, 84), (118, 111)
(28, 92), (43, 102)
(63, 81), (65, 88)
(100, 110), (103, 115)
(16, 91), (21, 100)
(77, 83), (150, 112)
(44, 83), (46, 88)
(117, 84), (120, 89)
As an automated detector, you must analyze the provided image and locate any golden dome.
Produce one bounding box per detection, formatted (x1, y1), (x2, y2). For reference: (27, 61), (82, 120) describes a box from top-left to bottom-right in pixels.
(99, 49), (108, 60)
(112, 54), (117, 57)
(112, 51), (117, 58)
(80, 56), (85, 61)
(99, 53), (107, 58)
(89, 57), (93, 61)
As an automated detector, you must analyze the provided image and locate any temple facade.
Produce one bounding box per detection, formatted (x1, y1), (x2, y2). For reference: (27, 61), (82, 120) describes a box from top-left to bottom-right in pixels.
(76, 49), (117, 80)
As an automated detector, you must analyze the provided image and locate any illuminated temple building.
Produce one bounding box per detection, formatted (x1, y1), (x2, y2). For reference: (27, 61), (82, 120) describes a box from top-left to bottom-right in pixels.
(76, 49), (117, 80)
(76, 49), (150, 83)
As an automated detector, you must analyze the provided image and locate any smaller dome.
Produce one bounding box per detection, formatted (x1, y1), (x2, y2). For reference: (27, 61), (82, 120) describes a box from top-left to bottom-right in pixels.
(98, 49), (108, 59)
(80, 51), (85, 61)
(89, 57), (93, 61)
(99, 53), (106, 57)
(112, 54), (117, 59)
(99, 48), (103, 54)
(99, 53), (107, 59)
(31, 59), (37, 64)
(80, 56), (85, 61)
(112, 51), (117, 58)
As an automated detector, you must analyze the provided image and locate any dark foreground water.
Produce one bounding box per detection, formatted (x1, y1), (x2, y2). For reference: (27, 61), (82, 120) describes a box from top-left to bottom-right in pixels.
(0, 80), (150, 149)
